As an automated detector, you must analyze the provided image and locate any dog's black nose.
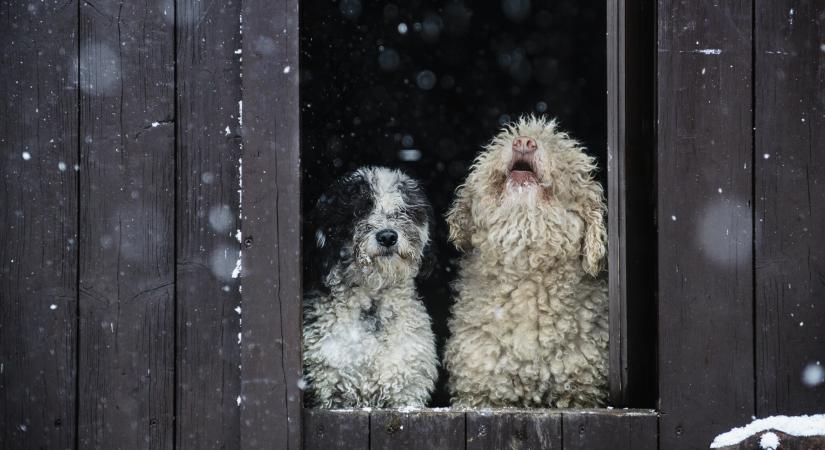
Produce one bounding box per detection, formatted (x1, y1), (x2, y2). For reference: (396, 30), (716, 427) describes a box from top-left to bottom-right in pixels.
(375, 229), (398, 247)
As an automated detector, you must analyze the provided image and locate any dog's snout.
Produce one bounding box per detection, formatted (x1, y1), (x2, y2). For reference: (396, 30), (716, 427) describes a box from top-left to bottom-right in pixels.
(375, 229), (398, 247)
(512, 136), (538, 154)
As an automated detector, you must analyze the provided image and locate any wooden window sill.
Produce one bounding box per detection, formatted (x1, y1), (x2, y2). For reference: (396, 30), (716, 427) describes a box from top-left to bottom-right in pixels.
(304, 407), (658, 449)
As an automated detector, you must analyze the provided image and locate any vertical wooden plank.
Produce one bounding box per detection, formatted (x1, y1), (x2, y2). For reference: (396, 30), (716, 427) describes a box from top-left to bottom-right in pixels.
(0, 1), (78, 447)
(607, 0), (658, 407)
(606, 0), (623, 408)
(754, 0), (825, 415)
(657, 0), (754, 448)
(606, 0), (624, 408)
(304, 409), (370, 450)
(563, 411), (657, 450)
(175, 0), (243, 448)
(239, 0), (302, 447)
(466, 410), (561, 449)
(77, 0), (176, 447)
(370, 410), (465, 450)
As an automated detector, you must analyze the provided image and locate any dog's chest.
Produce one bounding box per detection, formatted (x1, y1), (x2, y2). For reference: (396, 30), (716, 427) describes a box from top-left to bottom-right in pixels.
(481, 279), (588, 353)
(316, 294), (393, 368)
(349, 289), (395, 334)
(316, 312), (382, 371)
(359, 300), (382, 333)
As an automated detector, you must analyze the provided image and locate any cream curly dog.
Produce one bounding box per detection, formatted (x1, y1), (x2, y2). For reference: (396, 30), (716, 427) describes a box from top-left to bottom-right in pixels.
(444, 116), (608, 408)
(303, 167), (438, 408)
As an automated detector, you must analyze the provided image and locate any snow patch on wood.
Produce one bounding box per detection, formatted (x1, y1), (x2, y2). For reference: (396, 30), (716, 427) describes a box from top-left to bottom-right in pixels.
(710, 415), (825, 448)
(759, 431), (779, 450)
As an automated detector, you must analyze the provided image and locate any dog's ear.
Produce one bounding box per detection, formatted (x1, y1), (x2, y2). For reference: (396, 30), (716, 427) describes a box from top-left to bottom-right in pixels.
(306, 171), (371, 289)
(417, 239), (437, 279)
(445, 184), (474, 252)
(305, 215), (339, 293)
(313, 226), (342, 283)
(398, 176), (437, 278)
(422, 200), (439, 278)
(578, 177), (607, 276)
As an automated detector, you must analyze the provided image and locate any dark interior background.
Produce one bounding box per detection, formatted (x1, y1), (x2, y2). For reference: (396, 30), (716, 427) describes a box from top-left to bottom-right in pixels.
(300, 0), (606, 407)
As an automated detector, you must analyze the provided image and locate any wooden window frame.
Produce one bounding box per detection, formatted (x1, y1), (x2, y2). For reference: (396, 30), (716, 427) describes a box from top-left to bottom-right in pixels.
(238, 0), (657, 447)
(606, 0), (657, 407)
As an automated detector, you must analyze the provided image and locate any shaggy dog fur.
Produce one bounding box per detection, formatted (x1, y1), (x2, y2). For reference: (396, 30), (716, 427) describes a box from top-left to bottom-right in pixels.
(444, 116), (608, 408)
(302, 167), (438, 408)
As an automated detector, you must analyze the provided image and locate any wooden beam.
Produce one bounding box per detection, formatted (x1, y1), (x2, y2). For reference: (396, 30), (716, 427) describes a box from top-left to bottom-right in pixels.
(754, 0), (825, 415)
(607, 0), (658, 407)
(563, 410), (657, 450)
(77, 0), (176, 447)
(304, 408), (657, 449)
(304, 409), (370, 450)
(0, 1), (79, 447)
(175, 0), (243, 447)
(370, 410), (465, 450)
(466, 410), (561, 449)
(657, 0), (755, 447)
(238, 0), (302, 447)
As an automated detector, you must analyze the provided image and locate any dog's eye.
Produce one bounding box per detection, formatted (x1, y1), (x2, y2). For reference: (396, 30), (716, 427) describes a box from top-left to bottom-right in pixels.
(404, 205), (430, 225)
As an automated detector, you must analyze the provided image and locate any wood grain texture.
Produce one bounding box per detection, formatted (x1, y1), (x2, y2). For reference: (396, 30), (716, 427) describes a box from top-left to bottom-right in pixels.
(77, 0), (176, 447)
(238, 0), (302, 448)
(175, 0), (243, 448)
(754, 0), (825, 416)
(657, 0), (755, 448)
(304, 409), (370, 450)
(0, 1), (78, 447)
(466, 410), (561, 449)
(607, 0), (657, 407)
(563, 410), (657, 450)
(370, 410), (465, 450)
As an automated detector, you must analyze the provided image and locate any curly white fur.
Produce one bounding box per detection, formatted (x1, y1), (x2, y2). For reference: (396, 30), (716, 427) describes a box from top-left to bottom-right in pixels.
(444, 116), (608, 408)
(303, 167), (438, 408)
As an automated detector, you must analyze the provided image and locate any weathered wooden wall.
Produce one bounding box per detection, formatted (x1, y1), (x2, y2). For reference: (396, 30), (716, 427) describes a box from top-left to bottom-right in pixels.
(2, 0), (824, 449)
(657, 0), (825, 449)
(1, 0), (246, 447)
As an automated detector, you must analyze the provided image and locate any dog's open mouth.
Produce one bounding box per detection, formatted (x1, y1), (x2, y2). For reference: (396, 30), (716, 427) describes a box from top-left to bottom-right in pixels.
(508, 155), (538, 186)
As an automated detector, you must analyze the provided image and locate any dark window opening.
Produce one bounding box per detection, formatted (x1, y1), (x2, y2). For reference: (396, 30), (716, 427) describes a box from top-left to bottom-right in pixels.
(301, 0), (608, 407)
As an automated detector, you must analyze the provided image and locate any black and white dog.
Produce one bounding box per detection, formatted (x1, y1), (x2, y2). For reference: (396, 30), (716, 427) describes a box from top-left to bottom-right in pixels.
(302, 166), (438, 408)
